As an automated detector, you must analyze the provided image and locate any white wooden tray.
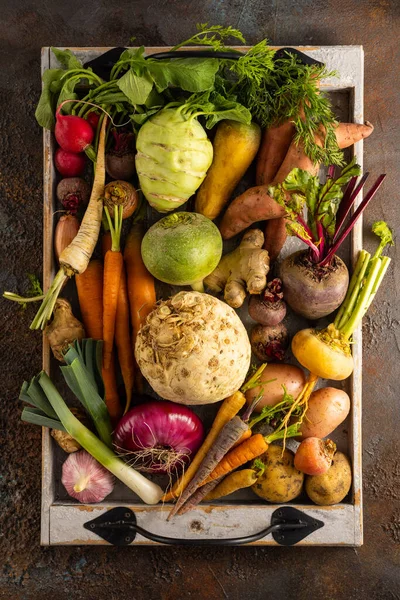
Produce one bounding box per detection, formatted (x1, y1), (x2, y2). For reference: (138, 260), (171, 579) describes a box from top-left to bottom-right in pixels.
(40, 45), (364, 546)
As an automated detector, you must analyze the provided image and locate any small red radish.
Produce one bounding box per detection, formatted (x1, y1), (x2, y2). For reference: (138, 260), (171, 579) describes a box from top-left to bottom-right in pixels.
(55, 148), (86, 177)
(86, 111), (100, 131)
(55, 102), (95, 156)
(294, 437), (336, 476)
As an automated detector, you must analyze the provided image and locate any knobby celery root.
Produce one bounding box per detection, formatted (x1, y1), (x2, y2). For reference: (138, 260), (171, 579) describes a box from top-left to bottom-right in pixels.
(204, 229), (270, 308)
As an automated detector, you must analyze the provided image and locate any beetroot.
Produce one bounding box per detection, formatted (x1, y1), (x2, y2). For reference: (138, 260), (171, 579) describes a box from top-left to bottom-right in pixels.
(248, 278), (286, 326)
(250, 322), (289, 361)
(56, 177), (91, 214)
(54, 148), (86, 177)
(280, 250), (349, 321)
(106, 129), (136, 180)
(55, 105), (94, 154)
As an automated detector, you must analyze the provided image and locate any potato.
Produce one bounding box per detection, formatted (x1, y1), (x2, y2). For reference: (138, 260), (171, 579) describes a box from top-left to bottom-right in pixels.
(246, 363), (306, 412)
(305, 451), (352, 505)
(251, 445), (304, 503)
(299, 387), (350, 439)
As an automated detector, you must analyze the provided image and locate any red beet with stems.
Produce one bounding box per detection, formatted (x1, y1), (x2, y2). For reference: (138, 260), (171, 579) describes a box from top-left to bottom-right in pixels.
(269, 160), (386, 320)
(106, 129), (136, 180)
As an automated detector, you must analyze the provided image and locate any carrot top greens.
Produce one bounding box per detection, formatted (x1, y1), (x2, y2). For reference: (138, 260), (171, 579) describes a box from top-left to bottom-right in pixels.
(36, 23), (343, 165)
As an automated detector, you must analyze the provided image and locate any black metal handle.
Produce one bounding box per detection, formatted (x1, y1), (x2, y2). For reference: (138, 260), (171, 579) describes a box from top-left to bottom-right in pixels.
(84, 506), (324, 546)
(83, 47), (324, 81)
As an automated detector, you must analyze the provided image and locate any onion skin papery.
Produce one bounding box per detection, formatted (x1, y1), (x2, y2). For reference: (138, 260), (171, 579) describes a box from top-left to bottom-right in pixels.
(291, 325), (354, 381)
(113, 400), (204, 474)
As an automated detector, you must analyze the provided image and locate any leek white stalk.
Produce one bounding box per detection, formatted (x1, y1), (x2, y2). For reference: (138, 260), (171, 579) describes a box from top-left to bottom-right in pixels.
(39, 371), (163, 505)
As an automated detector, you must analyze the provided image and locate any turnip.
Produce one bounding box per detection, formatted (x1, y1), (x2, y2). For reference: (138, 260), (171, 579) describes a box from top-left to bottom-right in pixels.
(135, 107), (213, 213)
(141, 212), (222, 291)
(54, 148), (86, 177)
(269, 159), (386, 320)
(135, 291), (251, 405)
(292, 221), (393, 382)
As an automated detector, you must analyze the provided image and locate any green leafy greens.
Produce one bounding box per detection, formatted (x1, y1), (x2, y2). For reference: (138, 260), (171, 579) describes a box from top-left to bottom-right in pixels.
(35, 24), (344, 165)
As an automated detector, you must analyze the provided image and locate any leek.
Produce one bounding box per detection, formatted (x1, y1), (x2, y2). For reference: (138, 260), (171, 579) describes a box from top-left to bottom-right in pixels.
(20, 371), (164, 505)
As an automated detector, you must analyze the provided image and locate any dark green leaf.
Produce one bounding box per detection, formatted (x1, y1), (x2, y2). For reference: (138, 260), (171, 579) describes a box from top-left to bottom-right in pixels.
(57, 77), (79, 114)
(117, 68), (154, 105)
(35, 68), (64, 129)
(51, 47), (82, 69)
(21, 407), (66, 432)
(146, 57), (219, 93)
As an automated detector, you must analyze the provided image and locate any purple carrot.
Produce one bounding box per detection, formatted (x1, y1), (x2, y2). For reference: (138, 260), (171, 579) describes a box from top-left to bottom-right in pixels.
(176, 477), (224, 516)
(320, 174), (386, 266)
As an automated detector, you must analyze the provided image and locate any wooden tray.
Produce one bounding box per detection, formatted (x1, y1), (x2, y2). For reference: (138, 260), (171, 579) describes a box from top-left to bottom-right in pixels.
(40, 45), (364, 546)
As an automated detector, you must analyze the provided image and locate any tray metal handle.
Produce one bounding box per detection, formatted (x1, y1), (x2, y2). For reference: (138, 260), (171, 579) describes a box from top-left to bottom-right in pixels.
(84, 506), (324, 546)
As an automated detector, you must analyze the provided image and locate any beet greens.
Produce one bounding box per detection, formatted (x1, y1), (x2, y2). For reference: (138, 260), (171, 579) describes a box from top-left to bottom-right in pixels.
(269, 158), (386, 266)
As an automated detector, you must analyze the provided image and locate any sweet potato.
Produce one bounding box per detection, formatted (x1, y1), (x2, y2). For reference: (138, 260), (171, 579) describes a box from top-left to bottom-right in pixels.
(219, 187), (286, 240)
(256, 120), (296, 186)
(263, 217), (288, 262)
(223, 120), (374, 241)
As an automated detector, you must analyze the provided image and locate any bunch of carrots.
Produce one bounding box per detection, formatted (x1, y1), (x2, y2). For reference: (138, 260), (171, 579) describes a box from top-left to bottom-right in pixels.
(163, 366), (299, 517)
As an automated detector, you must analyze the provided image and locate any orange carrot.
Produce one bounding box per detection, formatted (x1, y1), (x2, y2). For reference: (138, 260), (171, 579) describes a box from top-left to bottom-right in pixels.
(115, 267), (135, 413)
(102, 353), (121, 424)
(231, 427), (252, 449)
(124, 222), (156, 341)
(202, 434), (268, 484)
(124, 221), (156, 393)
(75, 259), (103, 340)
(103, 205), (123, 370)
(75, 256), (121, 421)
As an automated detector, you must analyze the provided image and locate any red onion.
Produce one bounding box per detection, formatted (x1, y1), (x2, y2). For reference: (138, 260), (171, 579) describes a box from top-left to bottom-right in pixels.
(113, 399), (204, 474)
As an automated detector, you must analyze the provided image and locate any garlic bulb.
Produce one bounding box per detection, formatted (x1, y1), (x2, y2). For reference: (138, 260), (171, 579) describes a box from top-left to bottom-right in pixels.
(61, 450), (114, 503)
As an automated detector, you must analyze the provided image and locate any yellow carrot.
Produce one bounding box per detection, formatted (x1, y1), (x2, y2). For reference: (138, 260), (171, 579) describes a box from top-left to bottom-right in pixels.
(204, 469), (258, 501)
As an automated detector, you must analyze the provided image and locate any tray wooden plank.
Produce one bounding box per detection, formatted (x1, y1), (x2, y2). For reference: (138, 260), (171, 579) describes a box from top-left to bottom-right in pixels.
(40, 45), (364, 546)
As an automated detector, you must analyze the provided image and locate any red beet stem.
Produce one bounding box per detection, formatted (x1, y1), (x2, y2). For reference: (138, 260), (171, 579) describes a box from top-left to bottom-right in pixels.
(333, 173), (370, 244)
(320, 174), (386, 267)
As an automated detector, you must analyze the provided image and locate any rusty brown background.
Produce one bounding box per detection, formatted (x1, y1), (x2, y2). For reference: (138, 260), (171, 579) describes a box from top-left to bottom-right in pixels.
(1, 1), (399, 598)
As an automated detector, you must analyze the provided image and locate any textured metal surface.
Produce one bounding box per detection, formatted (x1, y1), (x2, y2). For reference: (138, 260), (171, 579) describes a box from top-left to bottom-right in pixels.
(1, 0), (399, 597)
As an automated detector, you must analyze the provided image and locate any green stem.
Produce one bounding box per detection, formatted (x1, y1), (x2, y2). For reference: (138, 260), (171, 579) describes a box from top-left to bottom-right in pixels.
(335, 251), (371, 330)
(265, 423), (300, 444)
(365, 256), (391, 312)
(248, 392), (294, 429)
(30, 269), (67, 330)
(241, 364), (267, 393)
(3, 292), (45, 303)
(104, 205), (123, 252)
(60, 69), (103, 86)
(190, 280), (205, 293)
(341, 257), (382, 339)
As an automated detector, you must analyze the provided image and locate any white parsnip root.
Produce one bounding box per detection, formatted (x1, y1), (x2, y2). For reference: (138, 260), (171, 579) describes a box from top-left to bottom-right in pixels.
(204, 229), (270, 308)
(31, 118), (107, 330)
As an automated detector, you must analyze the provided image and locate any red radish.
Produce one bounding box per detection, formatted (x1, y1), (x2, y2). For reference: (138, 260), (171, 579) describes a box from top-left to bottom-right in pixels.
(86, 111), (100, 130)
(54, 148), (86, 177)
(55, 102), (95, 159)
(294, 437), (336, 475)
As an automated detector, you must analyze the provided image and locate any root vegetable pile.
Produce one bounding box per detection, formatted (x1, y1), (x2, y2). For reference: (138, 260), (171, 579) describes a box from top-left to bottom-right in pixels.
(7, 27), (394, 519)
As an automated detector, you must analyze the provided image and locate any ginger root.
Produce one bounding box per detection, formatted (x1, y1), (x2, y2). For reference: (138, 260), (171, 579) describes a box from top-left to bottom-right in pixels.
(204, 229), (270, 308)
(45, 298), (85, 361)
